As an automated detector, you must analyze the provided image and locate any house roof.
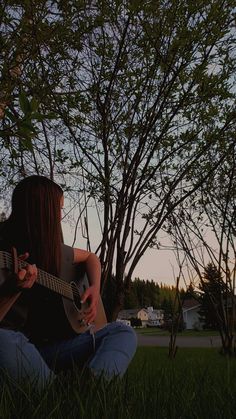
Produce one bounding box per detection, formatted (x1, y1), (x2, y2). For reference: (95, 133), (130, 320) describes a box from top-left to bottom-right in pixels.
(182, 298), (200, 311)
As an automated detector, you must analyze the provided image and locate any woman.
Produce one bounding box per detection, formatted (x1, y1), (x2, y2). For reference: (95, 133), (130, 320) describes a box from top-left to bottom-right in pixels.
(0, 175), (137, 389)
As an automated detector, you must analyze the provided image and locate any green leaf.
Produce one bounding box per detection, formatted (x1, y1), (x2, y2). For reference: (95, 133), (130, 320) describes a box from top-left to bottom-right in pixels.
(5, 109), (17, 123)
(19, 92), (31, 115)
(31, 112), (45, 121)
(19, 137), (34, 152)
(45, 112), (58, 120)
(0, 129), (13, 138)
(20, 119), (35, 130)
(30, 97), (39, 112)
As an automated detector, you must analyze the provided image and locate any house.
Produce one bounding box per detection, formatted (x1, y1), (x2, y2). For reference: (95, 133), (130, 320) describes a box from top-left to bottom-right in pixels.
(182, 299), (202, 330)
(145, 306), (164, 327)
(117, 308), (149, 326)
(117, 307), (164, 327)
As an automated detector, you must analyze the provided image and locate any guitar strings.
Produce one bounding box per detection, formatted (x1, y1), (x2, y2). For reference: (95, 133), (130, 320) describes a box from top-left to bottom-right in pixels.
(1, 252), (84, 300)
(0, 252), (94, 333)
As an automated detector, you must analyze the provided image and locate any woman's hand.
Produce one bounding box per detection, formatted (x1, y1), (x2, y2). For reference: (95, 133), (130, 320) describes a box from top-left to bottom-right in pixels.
(17, 253), (37, 289)
(81, 285), (99, 324)
(73, 249), (101, 324)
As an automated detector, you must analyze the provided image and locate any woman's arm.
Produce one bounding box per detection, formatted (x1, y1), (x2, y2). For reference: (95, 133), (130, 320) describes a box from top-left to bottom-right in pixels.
(73, 248), (101, 323)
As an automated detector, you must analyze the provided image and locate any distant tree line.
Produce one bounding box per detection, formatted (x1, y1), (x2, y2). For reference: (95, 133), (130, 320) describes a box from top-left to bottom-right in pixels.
(123, 268), (230, 330)
(123, 278), (186, 314)
(102, 274), (186, 319)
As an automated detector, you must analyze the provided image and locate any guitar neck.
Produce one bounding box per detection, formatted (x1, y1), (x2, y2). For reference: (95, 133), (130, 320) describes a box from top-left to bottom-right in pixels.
(0, 251), (74, 300)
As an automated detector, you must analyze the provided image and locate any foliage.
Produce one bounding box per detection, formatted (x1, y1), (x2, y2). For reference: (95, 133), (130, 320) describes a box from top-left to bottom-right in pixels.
(124, 277), (160, 309)
(1, 95), (54, 161)
(123, 277), (187, 310)
(198, 263), (229, 330)
(103, 274), (191, 324)
(104, 276), (179, 320)
(0, 0), (236, 319)
(164, 140), (236, 353)
(130, 317), (142, 327)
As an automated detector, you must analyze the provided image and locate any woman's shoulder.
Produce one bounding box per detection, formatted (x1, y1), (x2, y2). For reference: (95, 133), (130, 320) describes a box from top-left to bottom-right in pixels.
(61, 243), (96, 264)
(61, 243), (74, 259)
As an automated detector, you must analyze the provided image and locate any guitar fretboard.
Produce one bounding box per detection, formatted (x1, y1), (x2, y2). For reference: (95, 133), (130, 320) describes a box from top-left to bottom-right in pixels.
(0, 251), (74, 300)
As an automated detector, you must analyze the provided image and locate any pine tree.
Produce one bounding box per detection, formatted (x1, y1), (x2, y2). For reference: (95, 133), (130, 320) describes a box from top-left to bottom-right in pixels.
(199, 263), (227, 329)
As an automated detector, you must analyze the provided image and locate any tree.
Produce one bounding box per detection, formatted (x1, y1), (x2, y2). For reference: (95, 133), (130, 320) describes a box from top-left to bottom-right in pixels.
(184, 283), (199, 300)
(123, 281), (139, 309)
(0, 0), (93, 186)
(199, 263), (228, 330)
(0, 1), (235, 320)
(165, 144), (236, 353)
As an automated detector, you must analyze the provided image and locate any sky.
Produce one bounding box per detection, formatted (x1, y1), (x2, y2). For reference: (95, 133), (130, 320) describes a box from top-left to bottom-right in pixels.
(62, 218), (181, 287)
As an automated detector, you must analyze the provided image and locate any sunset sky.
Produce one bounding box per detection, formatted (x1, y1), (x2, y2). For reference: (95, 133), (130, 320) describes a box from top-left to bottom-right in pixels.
(62, 218), (181, 287)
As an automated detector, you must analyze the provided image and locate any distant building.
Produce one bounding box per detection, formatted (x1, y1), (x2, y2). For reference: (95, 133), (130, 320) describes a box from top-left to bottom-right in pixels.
(117, 309), (149, 326)
(182, 299), (202, 330)
(117, 306), (164, 327)
(145, 306), (164, 327)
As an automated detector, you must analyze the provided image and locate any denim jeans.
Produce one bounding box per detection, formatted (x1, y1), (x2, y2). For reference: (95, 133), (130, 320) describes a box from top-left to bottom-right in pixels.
(0, 322), (137, 389)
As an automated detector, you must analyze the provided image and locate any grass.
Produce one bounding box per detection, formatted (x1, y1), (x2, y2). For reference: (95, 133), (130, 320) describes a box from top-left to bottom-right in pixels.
(136, 327), (220, 336)
(1, 347), (236, 419)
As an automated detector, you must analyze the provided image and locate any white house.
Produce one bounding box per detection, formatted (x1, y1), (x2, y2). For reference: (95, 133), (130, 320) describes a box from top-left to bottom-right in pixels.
(182, 299), (202, 330)
(117, 308), (149, 326)
(117, 307), (164, 327)
(145, 306), (164, 327)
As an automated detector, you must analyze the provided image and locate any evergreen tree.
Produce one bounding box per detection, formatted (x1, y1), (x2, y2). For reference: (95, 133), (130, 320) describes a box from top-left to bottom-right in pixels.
(123, 280), (139, 309)
(199, 263), (227, 329)
(123, 277), (160, 309)
(184, 283), (199, 300)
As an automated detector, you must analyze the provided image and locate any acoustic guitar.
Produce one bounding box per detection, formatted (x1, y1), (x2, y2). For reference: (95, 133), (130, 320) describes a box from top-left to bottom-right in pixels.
(0, 250), (107, 334)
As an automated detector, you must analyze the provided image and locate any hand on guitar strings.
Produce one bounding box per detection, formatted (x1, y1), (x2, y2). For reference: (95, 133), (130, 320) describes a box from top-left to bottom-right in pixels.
(81, 284), (99, 324)
(17, 253), (38, 289)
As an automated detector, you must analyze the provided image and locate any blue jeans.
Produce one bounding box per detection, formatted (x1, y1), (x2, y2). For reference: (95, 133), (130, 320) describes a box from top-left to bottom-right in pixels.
(0, 323), (137, 389)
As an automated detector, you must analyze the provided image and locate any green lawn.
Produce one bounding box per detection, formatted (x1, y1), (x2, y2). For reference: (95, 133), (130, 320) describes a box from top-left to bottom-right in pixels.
(136, 327), (220, 336)
(1, 347), (236, 419)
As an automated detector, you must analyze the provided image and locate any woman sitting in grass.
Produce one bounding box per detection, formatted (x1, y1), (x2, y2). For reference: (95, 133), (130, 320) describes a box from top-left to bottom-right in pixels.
(0, 175), (137, 389)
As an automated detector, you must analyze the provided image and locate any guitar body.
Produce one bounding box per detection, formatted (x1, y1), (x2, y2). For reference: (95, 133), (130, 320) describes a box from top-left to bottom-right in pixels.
(0, 250), (107, 335)
(62, 272), (107, 334)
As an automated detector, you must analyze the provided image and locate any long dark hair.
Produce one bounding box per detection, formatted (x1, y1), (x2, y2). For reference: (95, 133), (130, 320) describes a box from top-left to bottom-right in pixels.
(1, 175), (63, 276)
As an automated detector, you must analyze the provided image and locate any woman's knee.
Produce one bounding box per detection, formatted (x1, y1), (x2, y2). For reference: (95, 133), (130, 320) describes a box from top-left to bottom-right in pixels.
(0, 328), (54, 387)
(0, 329), (26, 367)
(119, 323), (137, 352)
(89, 323), (137, 379)
(108, 322), (138, 354)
